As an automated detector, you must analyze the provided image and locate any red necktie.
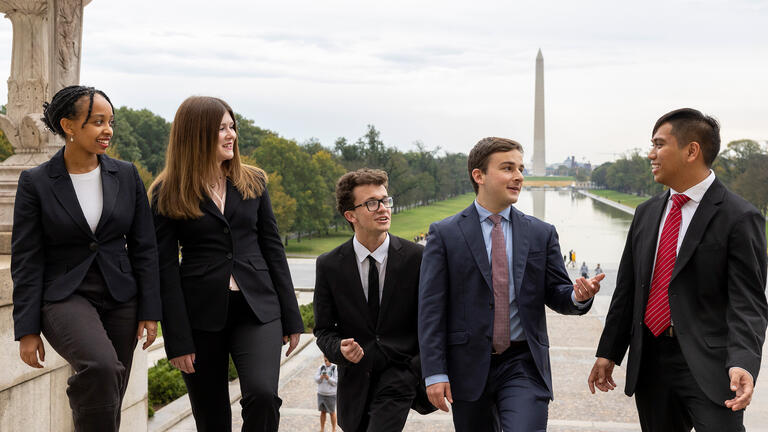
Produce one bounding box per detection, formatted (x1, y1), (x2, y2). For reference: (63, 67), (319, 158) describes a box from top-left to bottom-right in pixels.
(644, 194), (691, 336)
(488, 214), (510, 353)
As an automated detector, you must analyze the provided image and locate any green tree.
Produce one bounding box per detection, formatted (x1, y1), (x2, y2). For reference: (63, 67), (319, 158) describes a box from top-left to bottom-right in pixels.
(112, 107), (170, 174)
(264, 171), (297, 234)
(0, 128), (13, 162)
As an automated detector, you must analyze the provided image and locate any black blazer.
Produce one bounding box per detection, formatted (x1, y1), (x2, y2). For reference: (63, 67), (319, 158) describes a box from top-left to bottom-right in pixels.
(313, 235), (428, 431)
(11, 148), (162, 340)
(153, 179), (304, 359)
(597, 179), (768, 404)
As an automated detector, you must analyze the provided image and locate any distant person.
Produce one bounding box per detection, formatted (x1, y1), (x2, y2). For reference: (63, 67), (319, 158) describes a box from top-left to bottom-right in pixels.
(594, 264), (604, 276)
(12, 85), (161, 431)
(580, 261), (589, 278)
(588, 108), (768, 431)
(419, 137), (604, 431)
(570, 251), (577, 268)
(315, 357), (338, 432)
(150, 96), (303, 431)
(314, 169), (434, 432)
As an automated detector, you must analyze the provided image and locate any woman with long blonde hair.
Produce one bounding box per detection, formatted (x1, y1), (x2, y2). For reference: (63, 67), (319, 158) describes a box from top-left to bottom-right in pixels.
(150, 96), (303, 431)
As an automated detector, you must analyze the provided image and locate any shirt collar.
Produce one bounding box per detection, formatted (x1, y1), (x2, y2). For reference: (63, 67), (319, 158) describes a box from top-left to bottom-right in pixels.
(670, 170), (716, 204)
(352, 233), (390, 264)
(474, 200), (511, 223)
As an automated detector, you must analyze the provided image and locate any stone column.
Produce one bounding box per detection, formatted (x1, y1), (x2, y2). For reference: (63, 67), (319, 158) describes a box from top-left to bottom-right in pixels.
(0, 2), (148, 431)
(533, 48), (546, 176)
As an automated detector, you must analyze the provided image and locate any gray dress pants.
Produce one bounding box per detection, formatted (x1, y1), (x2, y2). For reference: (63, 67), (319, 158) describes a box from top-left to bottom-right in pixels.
(41, 265), (138, 432)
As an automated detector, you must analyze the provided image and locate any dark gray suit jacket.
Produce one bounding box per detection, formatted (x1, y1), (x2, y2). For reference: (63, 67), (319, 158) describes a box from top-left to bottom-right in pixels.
(596, 179), (768, 404)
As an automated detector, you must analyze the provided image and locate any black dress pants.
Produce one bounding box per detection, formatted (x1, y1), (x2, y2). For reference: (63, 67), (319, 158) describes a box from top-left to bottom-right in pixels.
(352, 358), (418, 432)
(40, 265), (138, 432)
(635, 328), (745, 432)
(182, 290), (283, 432)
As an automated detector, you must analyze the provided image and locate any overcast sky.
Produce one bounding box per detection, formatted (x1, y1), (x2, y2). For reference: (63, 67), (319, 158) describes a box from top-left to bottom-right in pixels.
(1, 0), (767, 165)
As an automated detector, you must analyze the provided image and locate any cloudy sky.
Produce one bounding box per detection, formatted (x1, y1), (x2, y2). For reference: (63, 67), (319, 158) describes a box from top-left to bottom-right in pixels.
(1, 0), (766, 165)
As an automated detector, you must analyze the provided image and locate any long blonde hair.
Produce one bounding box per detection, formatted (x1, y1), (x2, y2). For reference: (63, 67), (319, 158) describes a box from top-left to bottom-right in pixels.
(149, 96), (267, 219)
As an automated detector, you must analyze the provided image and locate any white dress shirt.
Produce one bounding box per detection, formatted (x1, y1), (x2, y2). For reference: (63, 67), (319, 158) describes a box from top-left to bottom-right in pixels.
(352, 233), (389, 303)
(70, 165), (103, 233)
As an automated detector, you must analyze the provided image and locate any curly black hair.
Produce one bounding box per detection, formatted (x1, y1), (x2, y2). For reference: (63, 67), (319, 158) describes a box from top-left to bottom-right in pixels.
(41, 85), (114, 136)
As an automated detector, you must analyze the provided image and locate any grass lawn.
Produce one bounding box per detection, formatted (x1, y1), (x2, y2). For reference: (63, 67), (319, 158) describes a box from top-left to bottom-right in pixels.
(588, 189), (650, 208)
(285, 192), (477, 256)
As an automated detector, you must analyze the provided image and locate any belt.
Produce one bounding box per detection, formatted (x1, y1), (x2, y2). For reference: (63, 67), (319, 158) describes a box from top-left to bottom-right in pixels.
(491, 340), (528, 355)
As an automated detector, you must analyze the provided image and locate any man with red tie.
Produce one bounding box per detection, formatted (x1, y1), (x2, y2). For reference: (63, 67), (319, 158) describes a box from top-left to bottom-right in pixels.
(588, 108), (768, 431)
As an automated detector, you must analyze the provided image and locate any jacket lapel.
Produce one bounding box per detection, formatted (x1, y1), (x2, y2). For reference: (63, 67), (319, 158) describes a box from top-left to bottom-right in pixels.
(340, 239), (374, 330)
(223, 179), (241, 220)
(670, 179), (724, 281)
(640, 191), (669, 296)
(510, 206), (529, 298)
(200, 196), (229, 225)
(47, 148), (96, 240)
(95, 155), (118, 234)
(458, 204), (492, 293)
(377, 235), (401, 327)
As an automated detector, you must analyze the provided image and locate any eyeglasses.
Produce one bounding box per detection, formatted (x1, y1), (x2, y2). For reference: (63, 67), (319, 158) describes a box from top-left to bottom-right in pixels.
(349, 196), (394, 212)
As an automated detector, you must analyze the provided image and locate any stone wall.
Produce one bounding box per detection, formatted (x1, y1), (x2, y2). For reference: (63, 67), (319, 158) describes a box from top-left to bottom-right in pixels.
(0, 256), (148, 431)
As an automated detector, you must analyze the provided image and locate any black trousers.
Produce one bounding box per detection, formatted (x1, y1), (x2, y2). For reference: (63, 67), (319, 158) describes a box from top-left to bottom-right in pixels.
(40, 265), (138, 432)
(451, 342), (550, 432)
(351, 359), (418, 432)
(183, 290), (283, 432)
(635, 328), (745, 432)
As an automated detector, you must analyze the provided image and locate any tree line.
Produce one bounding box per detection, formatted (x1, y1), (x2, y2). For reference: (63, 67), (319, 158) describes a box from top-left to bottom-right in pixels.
(16, 106), (472, 241)
(590, 140), (768, 216)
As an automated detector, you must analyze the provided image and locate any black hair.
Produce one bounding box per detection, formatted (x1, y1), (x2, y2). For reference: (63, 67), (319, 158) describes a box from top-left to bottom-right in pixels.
(652, 108), (721, 167)
(41, 85), (114, 137)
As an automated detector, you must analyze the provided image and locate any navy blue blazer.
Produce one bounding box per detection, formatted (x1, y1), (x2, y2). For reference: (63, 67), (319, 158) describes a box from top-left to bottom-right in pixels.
(11, 148), (162, 340)
(418, 203), (589, 401)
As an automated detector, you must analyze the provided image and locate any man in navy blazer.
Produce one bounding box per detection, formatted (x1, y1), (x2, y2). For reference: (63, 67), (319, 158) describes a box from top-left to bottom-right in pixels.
(418, 137), (604, 431)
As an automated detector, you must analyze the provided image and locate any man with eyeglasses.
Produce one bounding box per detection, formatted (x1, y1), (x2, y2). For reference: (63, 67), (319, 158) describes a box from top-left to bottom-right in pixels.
(314, 168), (434, 432)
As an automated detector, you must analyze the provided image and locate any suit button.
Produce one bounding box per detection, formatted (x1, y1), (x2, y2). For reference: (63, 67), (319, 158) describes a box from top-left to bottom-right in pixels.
(89, 242), (98, 251)
(376, 335), (380, 342)
(223, 227), (230, 234)
(489, 303), (493, 310)
(226, 252), (233, 259)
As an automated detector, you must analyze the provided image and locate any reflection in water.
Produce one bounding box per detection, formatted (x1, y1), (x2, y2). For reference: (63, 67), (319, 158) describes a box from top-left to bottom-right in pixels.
(532, 189), (546, 220)
(513, 190), (633, 267)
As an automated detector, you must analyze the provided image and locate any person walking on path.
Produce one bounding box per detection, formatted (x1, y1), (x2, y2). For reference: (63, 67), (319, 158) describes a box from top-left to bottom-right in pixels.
(151, 96), (303, 431)
(419, 137), (604, 431)
(588, 108), (768, 431)
(580, 261), (589, 278)
(594, 264), (604, 276)
(12, 85), (161, 431)
(315, 357), (338, 432)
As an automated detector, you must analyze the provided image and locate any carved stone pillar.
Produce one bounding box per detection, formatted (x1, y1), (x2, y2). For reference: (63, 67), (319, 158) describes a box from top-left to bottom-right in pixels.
(0, 0), (87, 233)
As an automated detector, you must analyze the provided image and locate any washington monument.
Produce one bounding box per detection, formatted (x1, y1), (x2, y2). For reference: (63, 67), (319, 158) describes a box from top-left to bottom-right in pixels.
(533, 49), (546, 176)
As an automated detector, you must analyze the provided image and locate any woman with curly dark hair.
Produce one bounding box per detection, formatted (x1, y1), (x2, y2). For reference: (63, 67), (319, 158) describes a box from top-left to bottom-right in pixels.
(12, 85), (161, 431)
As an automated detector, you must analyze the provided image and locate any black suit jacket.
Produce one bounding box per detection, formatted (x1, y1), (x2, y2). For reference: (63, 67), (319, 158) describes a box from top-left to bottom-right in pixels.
(153, 180), (304, 359)
(313, 235), (427, 431)
(12, 148), (162, 340)
(597, 179), (768, 404)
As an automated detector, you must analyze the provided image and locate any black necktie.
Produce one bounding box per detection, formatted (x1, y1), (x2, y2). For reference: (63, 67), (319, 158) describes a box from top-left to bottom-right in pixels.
(368, 255), (379, 325)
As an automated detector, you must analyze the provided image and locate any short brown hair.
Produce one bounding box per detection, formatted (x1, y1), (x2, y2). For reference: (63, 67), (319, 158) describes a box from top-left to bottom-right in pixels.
(336, 169), (389, 228)
(652, 108), (720, 167)
(467, 137), (523, 193)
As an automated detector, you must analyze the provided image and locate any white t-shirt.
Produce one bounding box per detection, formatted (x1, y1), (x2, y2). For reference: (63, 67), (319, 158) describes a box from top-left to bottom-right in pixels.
(69, 165), (103, 233)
